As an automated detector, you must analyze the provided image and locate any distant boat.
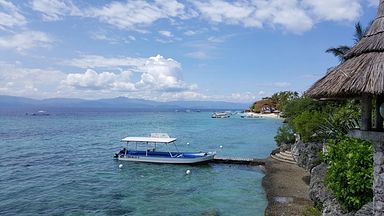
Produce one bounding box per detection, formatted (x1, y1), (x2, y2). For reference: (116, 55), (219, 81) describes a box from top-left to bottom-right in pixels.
(211, 112), (230, 118)
(240, 112), (262, 118)
(31, 110), (50, 116)
(114, 133), (215, 164)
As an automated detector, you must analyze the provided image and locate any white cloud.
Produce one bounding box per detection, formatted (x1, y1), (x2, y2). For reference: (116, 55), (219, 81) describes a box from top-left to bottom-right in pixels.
(0, 62), (65, 98)
(0, 0), (26, 30)
(30, 0), (80, 21)
(191, 0), (365, 33)
(0, 31), (53, 52)
(25, 0), (373, 35)
(85, 0), (186, 30)
(63, 54), (197, 93)
(303, 0), (361, 22)
(159, 30), (173, 37)
(62, 69), (136, 91)
(0, 55), (200, 100)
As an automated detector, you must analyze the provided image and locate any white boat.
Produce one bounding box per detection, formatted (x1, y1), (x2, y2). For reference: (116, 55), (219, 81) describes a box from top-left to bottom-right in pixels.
(211, 112), (230, 118)
(31, 110), (50, 116)
(240, 112), (262, 118)
(114, 133), (216, 164)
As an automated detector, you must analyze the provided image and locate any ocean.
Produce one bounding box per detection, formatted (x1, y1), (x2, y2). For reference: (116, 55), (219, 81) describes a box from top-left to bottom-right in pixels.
(0, 110), (282, 216)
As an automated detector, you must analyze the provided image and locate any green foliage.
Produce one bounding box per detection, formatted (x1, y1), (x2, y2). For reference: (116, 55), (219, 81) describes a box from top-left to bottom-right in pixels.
(282, 97), (319, 120)
(324, 137), (373, 211)
(302, 207), (321, 216)
(270, 91), (299, 111)
(274, 124), (295, 146)
(290, 110), (326, 142)
(321, 101), (360, 138)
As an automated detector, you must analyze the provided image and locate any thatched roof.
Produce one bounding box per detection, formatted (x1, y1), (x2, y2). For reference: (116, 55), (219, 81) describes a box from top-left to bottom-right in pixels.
(306, 0), (384, 99)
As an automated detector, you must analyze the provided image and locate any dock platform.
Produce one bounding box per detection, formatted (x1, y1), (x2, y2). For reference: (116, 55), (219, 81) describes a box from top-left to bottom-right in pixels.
(212, 156), (265, 166)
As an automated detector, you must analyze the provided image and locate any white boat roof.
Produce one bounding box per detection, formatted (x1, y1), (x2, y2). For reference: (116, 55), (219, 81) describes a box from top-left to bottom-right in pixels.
(121, 136), (177, 143)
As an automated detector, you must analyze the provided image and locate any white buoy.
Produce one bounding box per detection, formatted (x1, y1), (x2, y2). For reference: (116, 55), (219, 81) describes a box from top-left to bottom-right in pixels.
(219, 145), (223, 149)
(118, 164), (123, 169)
(186, 169), (191, 175)
(187, 142), (190, 145)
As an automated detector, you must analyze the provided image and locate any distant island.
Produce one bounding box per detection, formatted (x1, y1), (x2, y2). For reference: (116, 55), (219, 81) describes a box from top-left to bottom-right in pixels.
(0, 95), (248, 111)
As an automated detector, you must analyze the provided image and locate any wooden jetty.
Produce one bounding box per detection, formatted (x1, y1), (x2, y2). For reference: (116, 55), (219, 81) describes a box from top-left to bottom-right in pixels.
(212, 156), (266, 166)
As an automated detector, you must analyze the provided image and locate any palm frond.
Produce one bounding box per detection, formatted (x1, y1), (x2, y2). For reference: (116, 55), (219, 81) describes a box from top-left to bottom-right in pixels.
(325, 46), (351, 62)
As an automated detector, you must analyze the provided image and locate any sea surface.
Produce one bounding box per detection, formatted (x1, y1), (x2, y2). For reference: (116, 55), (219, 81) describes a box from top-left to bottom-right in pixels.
(0, 110), (282, 216)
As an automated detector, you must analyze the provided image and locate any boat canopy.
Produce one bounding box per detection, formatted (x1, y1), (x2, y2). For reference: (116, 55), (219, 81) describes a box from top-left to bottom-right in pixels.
(121, 136), (177, 143)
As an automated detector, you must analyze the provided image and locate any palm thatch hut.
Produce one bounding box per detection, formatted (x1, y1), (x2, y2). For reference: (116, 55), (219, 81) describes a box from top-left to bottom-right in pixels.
(306, 1), (384, 131)
(306, 1), (384, 214)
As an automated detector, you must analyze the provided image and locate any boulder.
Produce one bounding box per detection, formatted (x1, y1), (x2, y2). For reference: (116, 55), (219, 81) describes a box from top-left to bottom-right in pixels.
(291, 140), (323, 171)
(309, 163), (330, 204)
(279, 143), (292, 151)
(354, 202), (373, 216)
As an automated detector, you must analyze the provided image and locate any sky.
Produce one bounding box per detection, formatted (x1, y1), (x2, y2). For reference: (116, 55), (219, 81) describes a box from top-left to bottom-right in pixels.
(0, 0), (379, 103)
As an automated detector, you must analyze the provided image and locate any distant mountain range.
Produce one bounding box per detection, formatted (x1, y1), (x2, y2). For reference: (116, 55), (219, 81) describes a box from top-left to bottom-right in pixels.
(0, 95), (249, 111)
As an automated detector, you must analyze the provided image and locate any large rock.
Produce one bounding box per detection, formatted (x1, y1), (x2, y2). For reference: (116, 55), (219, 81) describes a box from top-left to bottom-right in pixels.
(355, 202), (373, 216)
(291, 140), (323, 171)
(309, 163), (330, 204)
(309, 163), (348, 216)
(279, 142), (292, 152)
(322, 197), (353, 216)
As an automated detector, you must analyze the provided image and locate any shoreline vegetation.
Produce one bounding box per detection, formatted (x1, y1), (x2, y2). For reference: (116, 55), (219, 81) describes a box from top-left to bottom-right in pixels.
(258, 90), (373, 215)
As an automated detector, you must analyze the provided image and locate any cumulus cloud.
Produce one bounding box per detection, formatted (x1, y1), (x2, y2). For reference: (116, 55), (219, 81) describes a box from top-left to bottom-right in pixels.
(0, 0), (26, 30)
(30, 0), (80, 21)
(0, 55), (200, 100)
(0, 62), (65, 98)
(0, 31), (53, 52)
(63, 54), (196, 93)
(62, 69), (136, 91)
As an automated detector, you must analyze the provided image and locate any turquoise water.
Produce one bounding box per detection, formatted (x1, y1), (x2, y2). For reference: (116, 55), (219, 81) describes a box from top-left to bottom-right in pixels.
(0, 111), (281, 215)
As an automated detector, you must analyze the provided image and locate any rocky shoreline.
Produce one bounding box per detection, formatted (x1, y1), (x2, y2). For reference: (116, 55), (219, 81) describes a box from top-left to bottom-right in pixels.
(263, 140), (375, 216)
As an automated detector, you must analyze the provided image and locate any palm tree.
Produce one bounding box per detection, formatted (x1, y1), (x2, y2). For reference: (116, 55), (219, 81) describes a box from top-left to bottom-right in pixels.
(326, 22), (371, 62)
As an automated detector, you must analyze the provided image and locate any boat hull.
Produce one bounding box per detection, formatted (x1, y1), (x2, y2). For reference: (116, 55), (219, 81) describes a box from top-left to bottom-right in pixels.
(116, 152), (215, 164)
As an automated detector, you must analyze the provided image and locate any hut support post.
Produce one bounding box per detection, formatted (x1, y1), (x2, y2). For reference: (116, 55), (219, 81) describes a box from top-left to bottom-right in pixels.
(361, 94), (372, 131)
(376, 96), (384, 131)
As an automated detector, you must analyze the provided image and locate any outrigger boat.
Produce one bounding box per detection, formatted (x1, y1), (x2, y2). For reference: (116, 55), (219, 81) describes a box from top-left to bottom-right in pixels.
(114, 133), (216, 164)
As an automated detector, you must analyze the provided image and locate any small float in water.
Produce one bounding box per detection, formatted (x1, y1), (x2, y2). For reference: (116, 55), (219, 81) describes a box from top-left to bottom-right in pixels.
(114, 133), (216, 164)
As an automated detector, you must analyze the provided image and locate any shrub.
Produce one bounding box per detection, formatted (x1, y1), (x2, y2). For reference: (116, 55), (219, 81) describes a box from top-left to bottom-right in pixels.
(321, 101), (360, 138)
(282, 97), (319, 120)
(290, 110), (326, 142)
(324, 136), (373, 211)
(274, 124), (295, 146)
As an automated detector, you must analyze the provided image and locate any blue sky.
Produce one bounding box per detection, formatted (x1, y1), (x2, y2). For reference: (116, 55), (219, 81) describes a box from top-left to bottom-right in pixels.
(0, 0), (379, 102)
